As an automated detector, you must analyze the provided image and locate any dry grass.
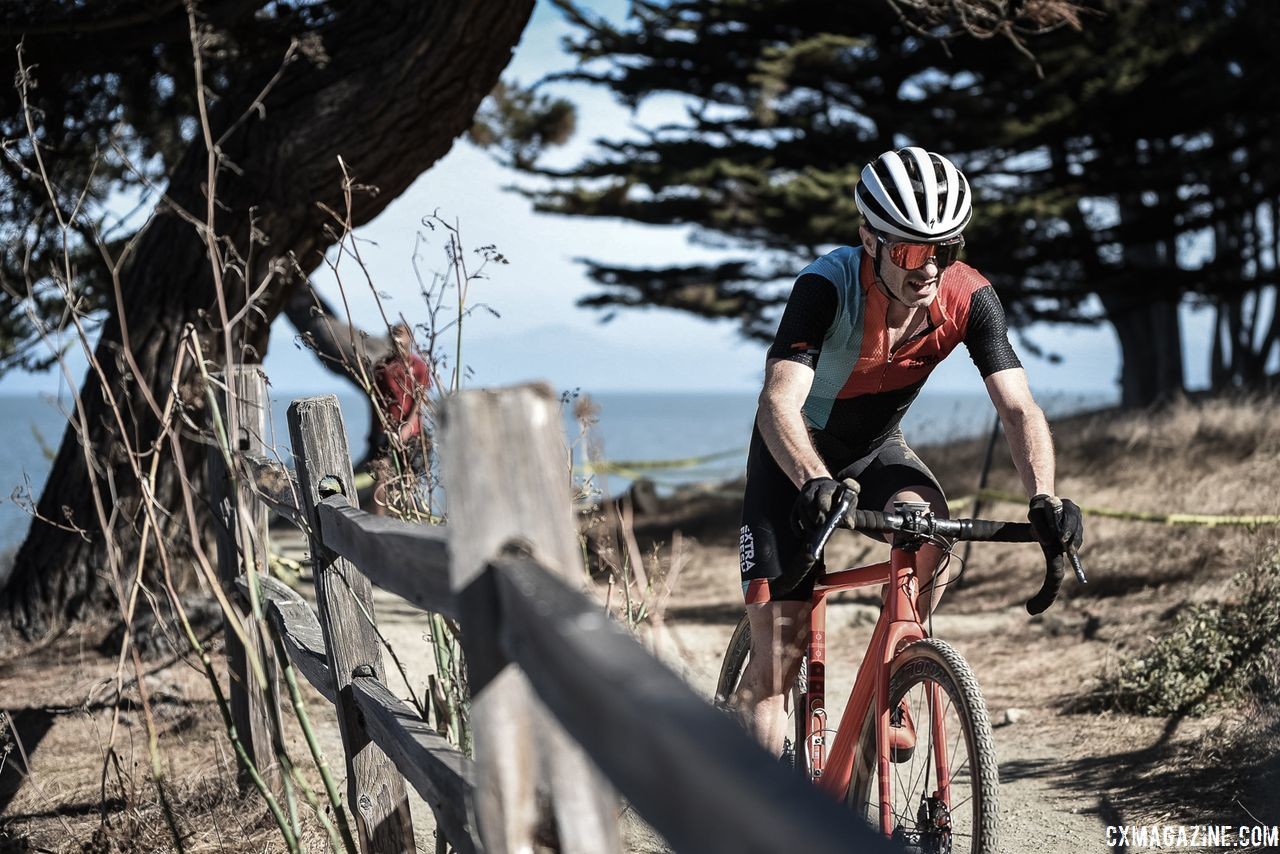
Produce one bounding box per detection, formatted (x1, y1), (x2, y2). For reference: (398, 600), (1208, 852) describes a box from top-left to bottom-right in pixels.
(0, 623), (333, 853)
(925, 393), (1280, 613)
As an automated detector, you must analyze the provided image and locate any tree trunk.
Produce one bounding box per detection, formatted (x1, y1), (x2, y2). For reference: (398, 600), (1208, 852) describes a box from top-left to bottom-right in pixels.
(1103, 155), (1185, 409)
(1100, 293), (1185, 408)
(283, 282), (392, 467)
(1, 0), (535, 639)
(1048, 140), (1184, 408)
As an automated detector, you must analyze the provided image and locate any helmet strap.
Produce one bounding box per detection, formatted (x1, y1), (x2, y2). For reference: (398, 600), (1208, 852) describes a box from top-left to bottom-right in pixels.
(872, 237), (912, 307)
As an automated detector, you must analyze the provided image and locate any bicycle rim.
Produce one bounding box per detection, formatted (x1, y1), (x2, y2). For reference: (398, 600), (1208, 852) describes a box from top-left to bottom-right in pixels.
(846, 638), (999, 854)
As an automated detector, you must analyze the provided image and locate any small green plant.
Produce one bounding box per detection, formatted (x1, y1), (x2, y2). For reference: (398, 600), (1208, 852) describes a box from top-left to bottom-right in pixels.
(1097, 547), (1280, 716)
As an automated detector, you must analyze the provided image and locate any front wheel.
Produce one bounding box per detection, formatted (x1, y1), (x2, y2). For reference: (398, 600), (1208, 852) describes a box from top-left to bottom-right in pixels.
(847, 638), (1000, 854)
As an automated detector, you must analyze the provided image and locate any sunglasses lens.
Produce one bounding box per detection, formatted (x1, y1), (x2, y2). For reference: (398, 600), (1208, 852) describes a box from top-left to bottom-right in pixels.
(936, 241), (962, 267)
(884, 239), (963, 269)
(889, 243), (933, 269)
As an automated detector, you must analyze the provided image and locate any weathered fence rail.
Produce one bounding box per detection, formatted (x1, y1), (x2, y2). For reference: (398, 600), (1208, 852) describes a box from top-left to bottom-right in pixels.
(242, 451), (305, 528)
(208, 371), (896, 854)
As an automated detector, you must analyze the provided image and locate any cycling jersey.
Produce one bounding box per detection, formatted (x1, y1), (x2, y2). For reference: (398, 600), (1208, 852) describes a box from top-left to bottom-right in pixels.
(738, 245), (1022, 602)
(374, 352), (430, 437)
(767, 245), (1020, 459)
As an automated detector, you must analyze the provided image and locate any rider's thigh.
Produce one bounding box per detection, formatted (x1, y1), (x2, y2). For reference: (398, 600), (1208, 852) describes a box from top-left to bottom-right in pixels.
(881, 483), (948, 517)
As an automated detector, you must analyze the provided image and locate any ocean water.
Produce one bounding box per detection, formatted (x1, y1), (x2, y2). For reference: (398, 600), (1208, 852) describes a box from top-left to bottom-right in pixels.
(0, 388), (1110, 557)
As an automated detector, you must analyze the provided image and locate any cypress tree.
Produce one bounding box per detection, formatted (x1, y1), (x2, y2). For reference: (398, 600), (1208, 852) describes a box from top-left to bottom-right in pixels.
(490, 0), (1280, 404)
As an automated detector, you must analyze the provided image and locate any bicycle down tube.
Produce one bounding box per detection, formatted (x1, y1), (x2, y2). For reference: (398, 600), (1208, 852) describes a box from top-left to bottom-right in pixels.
(809, 547), (929, 825)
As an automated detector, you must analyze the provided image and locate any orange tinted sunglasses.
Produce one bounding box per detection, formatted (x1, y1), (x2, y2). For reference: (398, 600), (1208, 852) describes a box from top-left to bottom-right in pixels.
(878, 235), (964, 270)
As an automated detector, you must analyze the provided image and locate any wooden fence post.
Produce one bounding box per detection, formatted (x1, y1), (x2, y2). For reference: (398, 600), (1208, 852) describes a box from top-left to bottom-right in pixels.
(207, 365), (278, 791)
(288, 395), (415, 854)
(441, 384), (621, 854)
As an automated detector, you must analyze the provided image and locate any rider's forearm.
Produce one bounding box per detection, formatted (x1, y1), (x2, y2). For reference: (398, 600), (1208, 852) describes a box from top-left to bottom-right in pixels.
(999, 402), (1056, 497)
(757, 392), (830, 489)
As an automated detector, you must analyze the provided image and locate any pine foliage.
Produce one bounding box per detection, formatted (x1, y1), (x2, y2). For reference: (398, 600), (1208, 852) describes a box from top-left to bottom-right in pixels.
(486, 0), (1280, 392)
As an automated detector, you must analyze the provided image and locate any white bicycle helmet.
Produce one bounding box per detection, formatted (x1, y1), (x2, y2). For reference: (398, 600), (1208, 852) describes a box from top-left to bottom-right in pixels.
(855, 147), (972, 242)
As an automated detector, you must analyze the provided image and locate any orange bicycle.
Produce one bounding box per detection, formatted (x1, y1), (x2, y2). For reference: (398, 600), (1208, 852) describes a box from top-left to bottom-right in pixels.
(716, 496), (1084, 853)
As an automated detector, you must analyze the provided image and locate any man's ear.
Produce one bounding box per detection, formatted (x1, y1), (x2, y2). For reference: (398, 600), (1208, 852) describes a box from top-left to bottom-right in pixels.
(857, 225), (877, 254)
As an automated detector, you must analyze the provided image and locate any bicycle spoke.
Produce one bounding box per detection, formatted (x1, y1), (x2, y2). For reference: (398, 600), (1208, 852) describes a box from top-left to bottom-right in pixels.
(950, 723), (964, 771)
(846, 641), (996, 854)
(892, 748), (911, 811)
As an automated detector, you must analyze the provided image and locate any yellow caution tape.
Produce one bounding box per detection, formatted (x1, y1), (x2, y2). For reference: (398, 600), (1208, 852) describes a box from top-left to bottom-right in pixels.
(358, 438), (1273, 528)
(956, 488), (1280, 527)
(577, 447), (746, 476)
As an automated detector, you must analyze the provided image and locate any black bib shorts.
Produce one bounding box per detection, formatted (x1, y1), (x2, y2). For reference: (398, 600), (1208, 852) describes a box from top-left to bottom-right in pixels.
(738, 423), (944, 604)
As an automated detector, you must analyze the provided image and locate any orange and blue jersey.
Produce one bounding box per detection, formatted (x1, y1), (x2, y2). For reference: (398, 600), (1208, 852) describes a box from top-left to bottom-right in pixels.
(767, 245), (1021, 458)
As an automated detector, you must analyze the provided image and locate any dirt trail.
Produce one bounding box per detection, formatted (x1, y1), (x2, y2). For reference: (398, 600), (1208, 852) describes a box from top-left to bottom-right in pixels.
(301, 530), (1135, 854)
(228, 394), (1280, 852)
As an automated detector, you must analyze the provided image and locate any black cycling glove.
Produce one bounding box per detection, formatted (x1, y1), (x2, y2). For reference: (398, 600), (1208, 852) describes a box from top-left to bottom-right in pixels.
(1028, 494), (1083, 555)
(791, 476), (860, 536)
(1025, 494), (1084, 614)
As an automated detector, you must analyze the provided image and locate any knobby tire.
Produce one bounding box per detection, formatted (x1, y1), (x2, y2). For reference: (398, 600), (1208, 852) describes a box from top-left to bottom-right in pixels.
(846, 638), (1000, 854)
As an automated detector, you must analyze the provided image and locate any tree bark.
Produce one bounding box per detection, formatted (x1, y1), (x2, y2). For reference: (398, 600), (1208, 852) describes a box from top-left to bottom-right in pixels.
(1102, 167), (1185, 409)
(1100, 293), (1185, 408)
(1, 0), (535, 638)
(283, 281), (392, 467)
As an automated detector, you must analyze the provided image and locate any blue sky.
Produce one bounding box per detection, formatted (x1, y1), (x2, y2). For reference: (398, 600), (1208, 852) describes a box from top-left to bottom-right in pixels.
(0, 0), (1219, 398)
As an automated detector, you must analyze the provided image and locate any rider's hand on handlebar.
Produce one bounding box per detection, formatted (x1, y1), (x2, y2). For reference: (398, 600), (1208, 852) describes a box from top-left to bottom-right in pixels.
(1028, 493), (1086, 594)
(1028, 494), (1083, 554)
(791, 476), (860, 535)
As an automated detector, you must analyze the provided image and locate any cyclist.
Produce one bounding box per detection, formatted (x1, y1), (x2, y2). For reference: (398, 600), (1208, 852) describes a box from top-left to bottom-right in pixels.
(732, 147), (1084, 758)
(370, 322), (431, 516)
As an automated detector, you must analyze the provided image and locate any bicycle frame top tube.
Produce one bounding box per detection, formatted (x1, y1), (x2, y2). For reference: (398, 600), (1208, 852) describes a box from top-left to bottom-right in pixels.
(813, 559), (893, 593)
(810, 543), (930, 806)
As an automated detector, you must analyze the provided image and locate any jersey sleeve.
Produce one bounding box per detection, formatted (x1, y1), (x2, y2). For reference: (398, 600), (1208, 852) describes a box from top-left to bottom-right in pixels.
(766, 273), (838, 369)
(413, 356), (430, 390)
(963, 287), (1022, 377)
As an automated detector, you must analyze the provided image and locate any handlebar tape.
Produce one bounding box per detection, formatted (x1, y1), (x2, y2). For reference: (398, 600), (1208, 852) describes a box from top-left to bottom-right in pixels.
(845, 510), (1035, 543)
(816, 506), (1063, 615)
(961, 519), (1035, 542)
(1026, 554), (1065, 616)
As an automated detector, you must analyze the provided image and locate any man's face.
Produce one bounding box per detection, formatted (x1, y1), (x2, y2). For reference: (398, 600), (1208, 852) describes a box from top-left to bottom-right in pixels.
(393, 329), (412, 356)
(858, 225), (944, 309)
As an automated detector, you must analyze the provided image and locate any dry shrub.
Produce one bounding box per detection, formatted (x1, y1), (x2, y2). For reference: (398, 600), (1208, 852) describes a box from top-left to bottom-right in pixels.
(1092, 546), (1280, 716)
(74, 775), (290, 854)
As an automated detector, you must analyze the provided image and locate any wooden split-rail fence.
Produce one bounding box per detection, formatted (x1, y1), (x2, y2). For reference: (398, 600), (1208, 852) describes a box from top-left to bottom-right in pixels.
(206, 365), (896, 854)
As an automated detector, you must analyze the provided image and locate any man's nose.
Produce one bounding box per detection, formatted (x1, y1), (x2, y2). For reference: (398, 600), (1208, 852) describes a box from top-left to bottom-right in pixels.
(921, 257), (940, 277)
